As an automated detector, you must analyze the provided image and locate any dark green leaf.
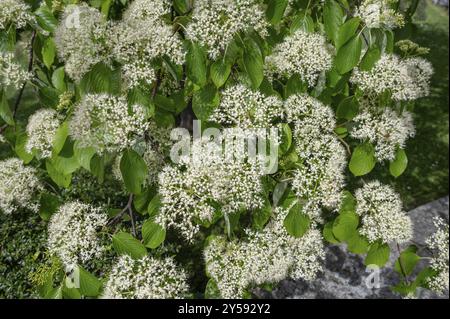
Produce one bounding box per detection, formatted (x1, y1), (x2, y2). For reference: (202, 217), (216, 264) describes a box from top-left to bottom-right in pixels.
(120, 149), (148, 194)
(186, 42), (207, 87)
(142, 219), (166, 249)
(336, 18), (361, 50)
(336, 96), (359, 120)
(360, 46), (381, 71)
(323, 0), (345, 45)
(266, 0), (289, 25)
(210, 59), (232, 88)
(192, 83), (220, 121)
(112, 232), (147, 259)
(335, 35), (362, 74)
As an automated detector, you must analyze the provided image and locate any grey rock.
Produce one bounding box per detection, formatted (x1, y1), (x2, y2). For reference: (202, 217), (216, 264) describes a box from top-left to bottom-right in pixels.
(255, 196), (449, 299)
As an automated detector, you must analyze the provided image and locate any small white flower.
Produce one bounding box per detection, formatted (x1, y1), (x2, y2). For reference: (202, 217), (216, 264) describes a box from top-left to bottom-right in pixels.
(47, 201), (108, 269)
(351, 107), (415, 161)
(25, 108), (61, 159)
(102, 255), (189, 299)
(265, 30), (333, 87)
(351, 54), (433, 101)
(0, 52), (32, 89)
(0, 0), (34, 30)
(55, 4), (109, 81)
(0, 158), (42, 214)
(425, 217), (449, 294)
(205, 207), (325, 298)
(355, 0), (404, 29)
(186, 0), (268, 60)
(69, 94), (149, 154)
(355, 181), (412, 244)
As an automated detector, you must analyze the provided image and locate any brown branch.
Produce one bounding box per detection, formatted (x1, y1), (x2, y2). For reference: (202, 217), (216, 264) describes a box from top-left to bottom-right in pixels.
(12, 30), (36, 119)
(108, 194), (137, 237)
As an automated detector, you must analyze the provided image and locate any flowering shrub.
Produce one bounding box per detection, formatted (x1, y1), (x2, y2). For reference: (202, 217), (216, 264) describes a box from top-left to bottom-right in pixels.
(0, 0), (448, 299)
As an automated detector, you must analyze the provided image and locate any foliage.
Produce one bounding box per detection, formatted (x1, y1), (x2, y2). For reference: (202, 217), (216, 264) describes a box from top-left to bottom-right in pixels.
(0, 0), (448, 299)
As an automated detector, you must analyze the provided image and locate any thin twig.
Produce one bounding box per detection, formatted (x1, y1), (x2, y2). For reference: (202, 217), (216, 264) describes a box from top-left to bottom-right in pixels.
(108, 194), (136, 237)
(12, 30), (36, 119)
(336, 134), (352, 156)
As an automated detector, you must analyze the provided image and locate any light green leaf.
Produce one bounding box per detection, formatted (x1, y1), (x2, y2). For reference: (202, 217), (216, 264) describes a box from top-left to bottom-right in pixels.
(332, 211), (359, 242)
(323, 0), (345, 45)
(336, 18), (361, 50)
(120, 149), (148, 194)
(15, 131), (34, 164)
(210, 59), (231, 88)
(323, 221), (340, 244)
(52, 122), (69, 156)
(112, 232), (147, 259)
(0, 89), (14, 126)
(147, 194), (162, 218)
(390, 148), (408, 178)
(142, 219), (166, 249)
(186, 42), (207, 87)
(347, 232), (370, 254)
(42, 37), (56, 69)
(243, 41), (264, 89)
(335, 35), (362, 74)
(204, 279), (221, 299)
(51, 67), (67, 92)
(283, 205), (310, 238)
(79, 63), (121, 95)
(349, 143), (376, 176)
(192, 83), (220, 121)
(78, 266), (102, 297)
(365, 242), (390, 267)
(394, 245), (420, 276)
(46, 159), (72, 188)
(266, 0), (289, 25)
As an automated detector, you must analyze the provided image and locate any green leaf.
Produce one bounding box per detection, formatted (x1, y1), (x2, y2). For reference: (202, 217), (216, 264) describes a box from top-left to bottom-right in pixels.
(147, 194), (162, 218)
(323, 0), (345, 45)
(173, 0), (190, 14)
(186, 42), (207, 87)
(73, 142), (96, 171)
(52, 122), (69, 156)
(51, 67), (67, 92)
(204, 279), (221, 299)
(349, 143), (376, 176)
(79, 63), (121, 95)
(42, 37), (56, 69)
(90, 154), (105, 183)
(112, 232), (147, 259)
(283, 205), (310, 238)
(365, 242), (390, 267)
(291, 14), (315, 33)
(336, 18), (361, 50)
(339, 190), (356, 214)
(332, 211), (359, 242)
(192, 83), (220, 121)
(35, 6), (58, 33)
(142, 220), (166, 249)
(266, 0), (289, 25)
(414, 267), (438, 289)
(243, 41), (264, 89)
(360, 46), (381, 71)
(46, 159), (72, 188)
(347, 232), (370, 254)
(323, 221), (340, 244)
(39, 193), (60, 221)
(0, 89), (14, 126)
(279, 123), (292, 155)
(253, 197), (272, 230)
(78, 266), (102, 297)
(285, 74), (307, 97)
(394, 245), (420, 276)
(210, 59), (231, 88)
(390, 149), (408, 178)
(336, 96), (359, 120)
(335, 35), (362, 74)
(15, 131), (34, 164)
(120, 149), (148, 194)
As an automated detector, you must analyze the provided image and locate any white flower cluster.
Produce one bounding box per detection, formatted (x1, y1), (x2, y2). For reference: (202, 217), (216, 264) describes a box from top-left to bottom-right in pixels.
(286, 94), (347, 221)
(70, 94), (149, 154)
(205, 207), (325, 298)
(0, 0), (34, 30)
(0, 158), (42, 214)
(25, 108), (61, 159)
(55, 4), (109, 81)
(102, 255), (189, 299)
(0, 52), (31, 89)
(351, 54), (434, 101)
(108, 0), (185, 89)
(355, 181), (412, 244)
(157, 156), (265, 242)
(209, 84), (283, 128)
(186, 0), (268, 59)
(355, 0), (404, 29)
(0, 134), (5, 144)
(265, 30), (333, 87)
(425, 217), (449, 294)
(351, 108), (415, 161)
(47, 201), (108, 269)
